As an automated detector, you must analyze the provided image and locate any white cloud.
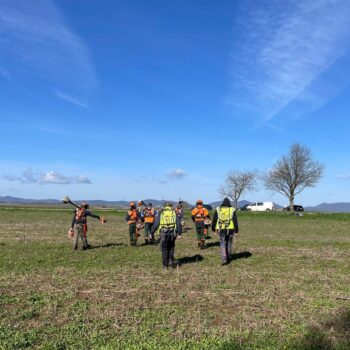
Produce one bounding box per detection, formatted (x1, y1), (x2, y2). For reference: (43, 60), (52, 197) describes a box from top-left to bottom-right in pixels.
(0, 0), (97, 103)
(3, 169), (91, 185)
(166, 168), (188, 180)
(39, 171), (91, 185)
(336, 174), (350, 180)
(228, 0), (350, 122)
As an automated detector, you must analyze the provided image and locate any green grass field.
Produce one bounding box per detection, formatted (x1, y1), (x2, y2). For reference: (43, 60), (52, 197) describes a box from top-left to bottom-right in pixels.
(0, 207), (349, 349)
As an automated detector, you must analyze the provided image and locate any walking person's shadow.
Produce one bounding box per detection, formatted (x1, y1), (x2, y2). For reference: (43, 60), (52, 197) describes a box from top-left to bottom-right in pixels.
(229, 251), (252, 263)
(203, 241), (220, 248)
(88, 242), (127, 249)
(177, 254), (204, 266)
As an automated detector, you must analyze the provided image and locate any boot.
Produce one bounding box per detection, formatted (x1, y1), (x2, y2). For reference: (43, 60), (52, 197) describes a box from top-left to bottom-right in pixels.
(197, 240), (202, 249)
(200, 240), (205, 250)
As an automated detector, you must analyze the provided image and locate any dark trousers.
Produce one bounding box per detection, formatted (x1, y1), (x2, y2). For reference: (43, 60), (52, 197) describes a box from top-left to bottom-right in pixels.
(161, 232), (176, 267)
(219, 230), (234, 262)
(129, 223), (137, 245)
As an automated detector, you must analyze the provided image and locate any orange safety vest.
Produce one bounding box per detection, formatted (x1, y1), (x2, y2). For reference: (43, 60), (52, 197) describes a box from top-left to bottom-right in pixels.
(128, 209), (138, 224)
(75, 208), (86, 220)
(144, 208), (155, 223)
(75, 208), (87, 236)
(191, 206), (208, 222)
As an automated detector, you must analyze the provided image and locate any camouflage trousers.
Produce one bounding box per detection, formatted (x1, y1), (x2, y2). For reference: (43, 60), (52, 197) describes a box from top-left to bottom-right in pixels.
(73, 223), (88, 250)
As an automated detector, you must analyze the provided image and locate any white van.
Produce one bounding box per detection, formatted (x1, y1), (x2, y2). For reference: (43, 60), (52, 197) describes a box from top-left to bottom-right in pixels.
(246, 202), (274, 212)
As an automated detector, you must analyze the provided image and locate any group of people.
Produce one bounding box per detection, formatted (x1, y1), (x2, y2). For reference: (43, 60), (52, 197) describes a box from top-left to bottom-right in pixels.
(68, 197), (239, 267)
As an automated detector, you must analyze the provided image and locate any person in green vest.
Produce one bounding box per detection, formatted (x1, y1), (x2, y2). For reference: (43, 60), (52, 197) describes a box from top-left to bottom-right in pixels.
(211, 197), (239, 265)
(151, 202), (182, 268)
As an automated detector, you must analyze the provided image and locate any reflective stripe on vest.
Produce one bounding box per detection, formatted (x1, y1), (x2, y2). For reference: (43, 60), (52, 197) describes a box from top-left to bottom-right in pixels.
(215, 207), (235, 230)
(159, 207), (177, 232)
(192, 206), (206, 221)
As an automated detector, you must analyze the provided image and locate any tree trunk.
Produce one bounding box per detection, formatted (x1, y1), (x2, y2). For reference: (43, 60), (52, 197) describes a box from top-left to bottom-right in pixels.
(289, 195), (294, 213)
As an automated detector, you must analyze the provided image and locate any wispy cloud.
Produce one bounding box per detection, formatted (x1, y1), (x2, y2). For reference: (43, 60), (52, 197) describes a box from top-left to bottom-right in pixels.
(227, 0), (350, 122)
(40, 171), (91, 185)
(55, 90), (88, 109)
(0, 66), (10, 80)
(0, 0), (97, 104)
(134, 176), (168, 184)
(337, 174), (350, 180)
(0, 121), (74, 136)
(3, 169), (91, 185)
(166, 168), (188, 180)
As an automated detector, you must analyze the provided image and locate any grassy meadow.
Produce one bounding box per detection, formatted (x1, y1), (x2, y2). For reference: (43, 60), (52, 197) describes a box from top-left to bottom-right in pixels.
(0, 206), (349, 349)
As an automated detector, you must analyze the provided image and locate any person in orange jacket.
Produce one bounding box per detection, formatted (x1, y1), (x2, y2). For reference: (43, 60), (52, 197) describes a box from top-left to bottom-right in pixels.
(143, 203), (155, 244)
(191, 199), (210, 249)
(125, 202), (141, 246)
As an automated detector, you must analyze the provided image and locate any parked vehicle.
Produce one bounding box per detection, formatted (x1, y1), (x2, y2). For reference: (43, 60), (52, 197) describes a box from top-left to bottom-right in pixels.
(246, 202), (274, 212)
(238, 203), (251, 211)
(283, 205), (304, 212)
(203, 204), (212, 211)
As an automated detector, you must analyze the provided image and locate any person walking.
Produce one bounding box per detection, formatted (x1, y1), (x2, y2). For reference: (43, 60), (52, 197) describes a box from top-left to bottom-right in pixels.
(151, 202), (182, 269)
(143, 203), (155, 244)
(175, 203), (184, 239)
(71, 202), (103, 251)
(211, 197), (239, 265)
(125, 202), (141, 246)
(191, 200), (210, 249)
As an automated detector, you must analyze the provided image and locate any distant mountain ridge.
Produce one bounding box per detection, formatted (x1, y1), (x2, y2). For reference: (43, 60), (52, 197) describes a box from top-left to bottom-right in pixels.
(2, 196), (350, 212)
(305, 202), (350, 213)
(0, 196), (185, 208)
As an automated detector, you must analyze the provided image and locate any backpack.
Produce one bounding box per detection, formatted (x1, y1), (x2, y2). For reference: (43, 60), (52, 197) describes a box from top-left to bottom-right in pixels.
(160, 208), (176, 232)
(218, 207), (232, 229)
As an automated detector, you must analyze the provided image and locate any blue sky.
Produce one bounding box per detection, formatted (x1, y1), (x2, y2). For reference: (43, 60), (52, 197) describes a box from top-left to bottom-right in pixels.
(1, 0), (350, 205)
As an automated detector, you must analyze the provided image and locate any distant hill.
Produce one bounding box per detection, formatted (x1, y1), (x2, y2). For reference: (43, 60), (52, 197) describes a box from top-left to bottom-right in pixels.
(0, 196), (60, 204)
(305, 202), (350, 213)
(209, 200), (250, 208)
(0, 196), (186, 208)
(2, 196), (350, 212)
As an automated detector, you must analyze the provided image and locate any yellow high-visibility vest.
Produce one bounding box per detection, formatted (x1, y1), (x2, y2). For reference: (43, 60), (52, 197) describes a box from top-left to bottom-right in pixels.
(159, 207), (177, 232)
(215, 207), (235, 230)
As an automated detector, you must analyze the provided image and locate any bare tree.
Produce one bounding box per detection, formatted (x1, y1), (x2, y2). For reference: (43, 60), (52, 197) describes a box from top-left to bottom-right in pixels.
(219, 170), (257, 208)
(263, 143), (324, 212)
